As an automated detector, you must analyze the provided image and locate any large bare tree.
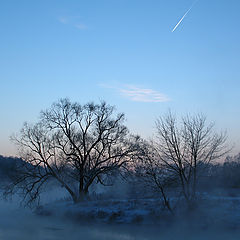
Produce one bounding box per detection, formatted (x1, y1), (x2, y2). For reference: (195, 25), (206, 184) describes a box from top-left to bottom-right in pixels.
(8, 99), (140, 204)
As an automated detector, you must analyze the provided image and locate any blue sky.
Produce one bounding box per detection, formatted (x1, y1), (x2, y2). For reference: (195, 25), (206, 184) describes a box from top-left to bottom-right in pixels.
(0, 0), (240, 156)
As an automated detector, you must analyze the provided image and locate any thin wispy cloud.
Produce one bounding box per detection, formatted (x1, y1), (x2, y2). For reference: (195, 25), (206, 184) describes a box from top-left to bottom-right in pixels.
(58, 16), (87, 30)
(75, 23), (88, 30)
(58, 17), (68, 24)
(99, 83), (170, 103)
(120, 86), (169, 102)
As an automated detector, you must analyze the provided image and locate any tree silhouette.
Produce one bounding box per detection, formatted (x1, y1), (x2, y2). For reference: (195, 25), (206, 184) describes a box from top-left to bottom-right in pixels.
(8, 99), (140, 204)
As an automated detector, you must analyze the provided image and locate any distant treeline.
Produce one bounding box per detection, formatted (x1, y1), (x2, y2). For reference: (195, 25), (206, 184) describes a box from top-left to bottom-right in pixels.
(1, 153), (240, 189)
(208, 154), (240, 189)
(0, 155), (23, 181)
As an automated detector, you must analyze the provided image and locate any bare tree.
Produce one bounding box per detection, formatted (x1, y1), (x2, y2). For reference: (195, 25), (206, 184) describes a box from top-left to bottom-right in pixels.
(8, 99), (140, 204)
(154, 112), (228, 209)
(134, 140), (176, 214)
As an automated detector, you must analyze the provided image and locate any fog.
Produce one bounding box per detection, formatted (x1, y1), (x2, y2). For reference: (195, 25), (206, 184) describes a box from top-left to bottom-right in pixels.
(2, 163), (240, 239)
(1, 185), (240, 240)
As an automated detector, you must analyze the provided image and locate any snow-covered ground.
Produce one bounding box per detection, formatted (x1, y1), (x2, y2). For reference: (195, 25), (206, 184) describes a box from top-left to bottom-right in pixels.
(36, 193), (240, 227)
(2, 188), (240, 239)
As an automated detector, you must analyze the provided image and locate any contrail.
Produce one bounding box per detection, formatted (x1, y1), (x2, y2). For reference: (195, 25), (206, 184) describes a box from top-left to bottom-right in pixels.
(172, 0), (199, 32)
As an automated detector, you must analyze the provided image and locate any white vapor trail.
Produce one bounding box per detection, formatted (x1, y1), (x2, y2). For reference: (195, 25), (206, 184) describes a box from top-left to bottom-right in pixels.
(172, 0), (199, 32)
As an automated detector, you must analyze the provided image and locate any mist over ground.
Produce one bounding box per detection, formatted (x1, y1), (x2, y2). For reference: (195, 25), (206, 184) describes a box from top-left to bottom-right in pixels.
(2, 154), (240, 239)
(2, 189), (240, 240)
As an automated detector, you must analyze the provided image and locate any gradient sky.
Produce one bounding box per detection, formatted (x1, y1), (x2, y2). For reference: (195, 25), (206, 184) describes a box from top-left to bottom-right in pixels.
(1, 0), (240, 156)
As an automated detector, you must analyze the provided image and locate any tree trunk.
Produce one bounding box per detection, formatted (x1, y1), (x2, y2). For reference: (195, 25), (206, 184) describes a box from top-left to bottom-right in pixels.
(159, 186), (174, 215)
(64, 186), (78, 203)
(77, 188), (89, 202)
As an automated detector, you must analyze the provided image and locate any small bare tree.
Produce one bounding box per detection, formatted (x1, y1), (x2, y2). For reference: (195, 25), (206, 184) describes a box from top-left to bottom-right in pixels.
(154, 112), (228, 209)
(134, 140), (176, 214)
(7, 99), (140, 204)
